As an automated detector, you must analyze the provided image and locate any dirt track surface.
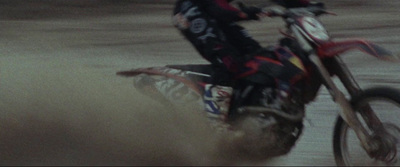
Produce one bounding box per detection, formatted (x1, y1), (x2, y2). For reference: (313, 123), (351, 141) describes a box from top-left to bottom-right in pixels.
(1, 0), (400, 166)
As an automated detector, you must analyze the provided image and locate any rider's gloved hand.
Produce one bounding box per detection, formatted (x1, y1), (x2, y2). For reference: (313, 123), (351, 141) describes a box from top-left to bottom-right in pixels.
(308, 1), (325, 9)
(271, 0), (308, 8)
(237, 2), (263, 20)
(271, 0), (324, 9)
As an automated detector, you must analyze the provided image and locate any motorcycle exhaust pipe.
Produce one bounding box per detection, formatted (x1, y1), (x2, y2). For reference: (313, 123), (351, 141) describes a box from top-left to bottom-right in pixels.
(237, 106), (305, 122)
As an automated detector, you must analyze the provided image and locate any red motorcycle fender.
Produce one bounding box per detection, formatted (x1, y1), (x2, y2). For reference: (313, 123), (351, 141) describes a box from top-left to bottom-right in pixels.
(317, 39), (400, 61)
(117, 67), (203, 95)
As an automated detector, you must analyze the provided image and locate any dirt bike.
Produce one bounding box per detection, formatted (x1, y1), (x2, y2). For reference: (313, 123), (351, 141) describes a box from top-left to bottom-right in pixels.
(117, 3), (400, 166)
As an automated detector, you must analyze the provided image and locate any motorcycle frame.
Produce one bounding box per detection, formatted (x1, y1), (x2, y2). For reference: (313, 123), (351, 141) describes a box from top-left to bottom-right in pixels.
(116, 7), (398, 158)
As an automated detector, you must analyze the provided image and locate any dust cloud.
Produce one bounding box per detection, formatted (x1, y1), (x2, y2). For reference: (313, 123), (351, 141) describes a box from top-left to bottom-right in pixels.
(0, 58), (275, 165)
(0, 57), (238, 165)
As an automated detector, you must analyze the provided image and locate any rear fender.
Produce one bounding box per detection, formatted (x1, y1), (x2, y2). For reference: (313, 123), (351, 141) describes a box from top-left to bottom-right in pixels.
(117, 67), (203, 95)
(317, 39), (400, 61)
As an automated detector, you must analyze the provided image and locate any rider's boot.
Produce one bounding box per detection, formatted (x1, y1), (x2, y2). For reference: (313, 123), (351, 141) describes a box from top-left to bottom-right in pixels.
(203, 84), (233, 132)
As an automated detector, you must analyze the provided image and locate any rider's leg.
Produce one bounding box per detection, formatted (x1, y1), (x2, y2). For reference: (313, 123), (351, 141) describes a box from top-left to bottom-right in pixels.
(217, 23), (263, 56)
(201, 40), (245, 124)
(173, 0), (245, 126)
(231, 48), (307, 112)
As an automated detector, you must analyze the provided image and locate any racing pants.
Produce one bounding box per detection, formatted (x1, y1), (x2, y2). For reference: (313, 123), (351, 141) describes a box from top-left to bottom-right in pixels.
(172, 0), (263, 86)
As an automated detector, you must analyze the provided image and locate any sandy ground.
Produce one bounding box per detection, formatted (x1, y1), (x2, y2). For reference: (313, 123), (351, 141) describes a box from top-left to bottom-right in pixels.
(1, 0), (400, 166)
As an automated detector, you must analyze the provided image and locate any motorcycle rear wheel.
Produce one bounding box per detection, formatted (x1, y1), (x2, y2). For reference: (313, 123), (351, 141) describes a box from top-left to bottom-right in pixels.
(333, 87), (400, 166)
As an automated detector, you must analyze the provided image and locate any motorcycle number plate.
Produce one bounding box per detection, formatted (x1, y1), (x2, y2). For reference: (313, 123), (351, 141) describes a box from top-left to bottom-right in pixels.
(300, 17), (329, 41)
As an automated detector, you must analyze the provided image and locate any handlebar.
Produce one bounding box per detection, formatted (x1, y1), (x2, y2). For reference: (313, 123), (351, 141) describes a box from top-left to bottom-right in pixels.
(261, 6), (334, 18)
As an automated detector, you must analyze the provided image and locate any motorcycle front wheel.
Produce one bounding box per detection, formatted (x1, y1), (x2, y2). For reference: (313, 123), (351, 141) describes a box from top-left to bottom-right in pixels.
(333, 87), (400, 166)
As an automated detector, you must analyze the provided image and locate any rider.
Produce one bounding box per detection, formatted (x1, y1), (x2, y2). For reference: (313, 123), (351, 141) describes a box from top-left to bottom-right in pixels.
(172, 0), (322, 123)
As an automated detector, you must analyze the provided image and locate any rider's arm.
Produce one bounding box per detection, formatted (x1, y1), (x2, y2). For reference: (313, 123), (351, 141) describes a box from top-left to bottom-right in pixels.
(272, 0), (311, 8)
(195, 0), (249, 23)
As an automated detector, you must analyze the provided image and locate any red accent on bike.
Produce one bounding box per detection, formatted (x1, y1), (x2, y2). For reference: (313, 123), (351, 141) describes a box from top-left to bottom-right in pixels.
(235, 60), (260, 79)
(214, 0), (240, 12)
(198, 82), (208, 88)
(254, 56), (283, 65)
(218, 90), (230, 97)
(221, 55), (240, 73)
(235, 56), (284, 79)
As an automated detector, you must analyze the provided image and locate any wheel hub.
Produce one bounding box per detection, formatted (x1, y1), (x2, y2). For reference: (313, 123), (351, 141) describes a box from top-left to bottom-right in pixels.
(369, 123), (400, 164)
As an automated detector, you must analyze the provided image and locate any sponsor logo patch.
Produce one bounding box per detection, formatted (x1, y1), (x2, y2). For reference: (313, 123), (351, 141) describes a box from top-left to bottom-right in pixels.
(190, 18), (207, 34)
